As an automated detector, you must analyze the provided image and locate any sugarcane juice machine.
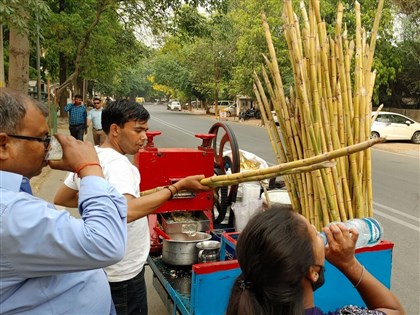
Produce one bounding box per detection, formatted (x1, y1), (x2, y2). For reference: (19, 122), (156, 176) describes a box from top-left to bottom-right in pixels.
(134, 123), (241, 315)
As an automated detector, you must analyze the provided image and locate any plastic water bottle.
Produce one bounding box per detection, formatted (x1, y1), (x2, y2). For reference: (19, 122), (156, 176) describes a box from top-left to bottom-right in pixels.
(319, 218), (383, 249)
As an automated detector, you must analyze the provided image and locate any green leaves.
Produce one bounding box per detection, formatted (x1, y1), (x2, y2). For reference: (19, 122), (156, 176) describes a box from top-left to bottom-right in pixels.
(3, 0), (413, 109)
(0, 0), (50, 32)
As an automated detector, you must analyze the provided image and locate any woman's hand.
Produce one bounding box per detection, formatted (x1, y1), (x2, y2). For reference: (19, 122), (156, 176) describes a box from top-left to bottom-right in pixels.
(323, 223), (359, 271)
(323, 223), (405, 314)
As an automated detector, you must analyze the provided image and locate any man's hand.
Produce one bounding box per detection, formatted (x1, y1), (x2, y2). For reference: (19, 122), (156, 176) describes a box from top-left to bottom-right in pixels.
(48, 134), (100, 173)
(175, 175), (213, 192)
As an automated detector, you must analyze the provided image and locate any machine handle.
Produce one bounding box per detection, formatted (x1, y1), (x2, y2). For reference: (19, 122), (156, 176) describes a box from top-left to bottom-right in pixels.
(145, 131), (162, 149)
(153, 227), (171, 240)
(195, 134), (216, 150)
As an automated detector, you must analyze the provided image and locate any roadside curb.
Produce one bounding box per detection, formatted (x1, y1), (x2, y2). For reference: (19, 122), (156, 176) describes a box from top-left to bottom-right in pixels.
(186, 110), (265, 127)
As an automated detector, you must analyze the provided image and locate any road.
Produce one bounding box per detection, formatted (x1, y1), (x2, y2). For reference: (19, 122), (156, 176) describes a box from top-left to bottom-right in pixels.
(146, 104), (420, 314)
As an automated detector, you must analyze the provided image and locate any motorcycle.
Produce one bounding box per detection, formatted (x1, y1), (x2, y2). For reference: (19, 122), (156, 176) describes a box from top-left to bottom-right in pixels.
(239, 108), (261, 120)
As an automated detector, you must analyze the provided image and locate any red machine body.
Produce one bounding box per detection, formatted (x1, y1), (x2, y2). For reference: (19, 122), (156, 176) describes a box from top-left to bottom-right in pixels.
(134, 131), (216, 254)
(134, 131), (215, 214)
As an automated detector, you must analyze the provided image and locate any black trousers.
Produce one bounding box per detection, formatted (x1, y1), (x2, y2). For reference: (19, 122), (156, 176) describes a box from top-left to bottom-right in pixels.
(69, 124), (85, 141)
(109, 268), (148, 315)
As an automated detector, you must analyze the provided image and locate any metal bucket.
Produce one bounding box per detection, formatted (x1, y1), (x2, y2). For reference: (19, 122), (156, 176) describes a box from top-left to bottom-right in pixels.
(162, 232), (212, 266)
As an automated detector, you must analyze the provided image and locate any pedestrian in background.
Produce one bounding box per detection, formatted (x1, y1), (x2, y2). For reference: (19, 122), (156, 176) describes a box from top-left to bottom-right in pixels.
(88, 97), (106, 145)
(0, 88), (127, 314)
(64, 94), (87, 140)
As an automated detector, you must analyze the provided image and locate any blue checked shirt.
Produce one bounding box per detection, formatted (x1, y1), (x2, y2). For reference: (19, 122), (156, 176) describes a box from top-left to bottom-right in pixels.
(64, 103), (87, 126)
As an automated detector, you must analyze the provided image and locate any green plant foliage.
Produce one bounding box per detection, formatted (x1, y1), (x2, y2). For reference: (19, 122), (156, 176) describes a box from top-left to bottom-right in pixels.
(5, 0), (413, 109)
(0, 0), (50, 32)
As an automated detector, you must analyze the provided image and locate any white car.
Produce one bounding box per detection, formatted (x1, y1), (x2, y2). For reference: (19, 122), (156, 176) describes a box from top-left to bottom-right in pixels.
(371, 111), (420, 144)
(221, 104), (237, 117)
(208, 100), (234, 115)
(271, 110), (279, 126)
(169, 101), (181, 111)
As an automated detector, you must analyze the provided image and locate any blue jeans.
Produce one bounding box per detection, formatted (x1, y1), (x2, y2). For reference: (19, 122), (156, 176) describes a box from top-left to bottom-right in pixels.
(109, 268), (148, 315)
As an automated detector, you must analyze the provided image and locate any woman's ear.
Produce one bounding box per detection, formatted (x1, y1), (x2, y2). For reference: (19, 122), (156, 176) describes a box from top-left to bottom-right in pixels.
(306, 266), (319, 282)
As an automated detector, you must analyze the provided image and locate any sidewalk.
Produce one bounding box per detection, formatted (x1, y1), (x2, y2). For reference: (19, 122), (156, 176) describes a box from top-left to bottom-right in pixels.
(188, 108), (265, 127)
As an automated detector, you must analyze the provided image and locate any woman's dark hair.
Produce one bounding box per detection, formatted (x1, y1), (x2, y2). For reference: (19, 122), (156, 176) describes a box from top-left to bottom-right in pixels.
(226, 208), (315, 315)
(101, 99), (150, 134)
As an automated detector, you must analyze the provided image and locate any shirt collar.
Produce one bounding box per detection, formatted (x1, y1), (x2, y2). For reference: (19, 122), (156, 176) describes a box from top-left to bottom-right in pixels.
(0, 171), (33, 194)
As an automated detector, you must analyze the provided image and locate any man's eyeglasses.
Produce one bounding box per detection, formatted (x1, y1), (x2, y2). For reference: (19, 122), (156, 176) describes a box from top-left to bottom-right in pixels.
(8, 134), (51, 149)
(94, 102), (100, 105)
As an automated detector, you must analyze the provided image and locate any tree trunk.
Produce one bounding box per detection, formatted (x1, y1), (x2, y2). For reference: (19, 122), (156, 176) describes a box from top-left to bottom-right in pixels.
(59, 52), (68, 116)
(0, 25), (5, 87)
(8, 26), (30, 93)
(57, 0), (68, 116)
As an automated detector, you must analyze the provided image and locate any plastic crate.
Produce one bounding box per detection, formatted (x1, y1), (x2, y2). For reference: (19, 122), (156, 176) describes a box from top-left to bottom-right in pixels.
(220, 232), (240, 261)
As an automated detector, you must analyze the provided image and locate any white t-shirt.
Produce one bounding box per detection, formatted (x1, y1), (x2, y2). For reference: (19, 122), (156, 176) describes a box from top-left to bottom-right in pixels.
(63, 147), (150, 282)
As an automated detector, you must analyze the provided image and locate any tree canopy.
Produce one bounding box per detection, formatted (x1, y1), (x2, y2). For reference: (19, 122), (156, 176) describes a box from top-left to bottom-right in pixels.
(1, 0), (418, 109)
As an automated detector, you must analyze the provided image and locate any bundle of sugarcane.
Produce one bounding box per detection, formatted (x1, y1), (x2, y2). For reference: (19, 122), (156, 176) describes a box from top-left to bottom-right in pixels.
(254, 0), (384, 229)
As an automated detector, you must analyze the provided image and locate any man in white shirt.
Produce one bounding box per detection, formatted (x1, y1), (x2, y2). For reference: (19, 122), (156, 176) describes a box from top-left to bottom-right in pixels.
(88, 97), (105, 145)
(54, 99), (211, 315)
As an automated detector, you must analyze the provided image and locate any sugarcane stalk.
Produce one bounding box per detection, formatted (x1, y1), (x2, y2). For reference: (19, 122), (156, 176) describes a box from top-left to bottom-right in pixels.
(261, 13), (289, 114)
(366, 0), (384, 72)
(284, 1), (320, 157)
(140, 161), (336, 197)
(253, 78), (302, 211)
(353, 1), (362, 146)
(320, 98), (348, 221)
(205, 162), (336, 188)
(344, 32), (354, 123)
(253, 79), (285, 162)
(201, 138), (383, 186)
(372, 103), (383, 124)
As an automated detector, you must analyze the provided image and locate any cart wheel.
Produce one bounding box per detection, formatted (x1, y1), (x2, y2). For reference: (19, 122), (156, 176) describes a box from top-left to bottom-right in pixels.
(208, 123), (240, 226)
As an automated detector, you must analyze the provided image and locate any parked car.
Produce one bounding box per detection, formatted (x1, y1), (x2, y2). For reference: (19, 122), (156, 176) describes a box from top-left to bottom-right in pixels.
(186, 100), (202, 108)
(371, 111), (420, 144)
(208, 100), (234, 115)
(218, 100), (234, 107)
(221, 104), (237, 117)
(135, 97), (145, 105)
(168, 100), (181, 111)
(271, 110), (279, 126)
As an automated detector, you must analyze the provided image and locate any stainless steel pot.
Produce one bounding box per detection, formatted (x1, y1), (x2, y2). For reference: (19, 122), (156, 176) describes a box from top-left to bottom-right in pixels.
(196, 240), (221, 263)
(162, 232), (212, 266)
